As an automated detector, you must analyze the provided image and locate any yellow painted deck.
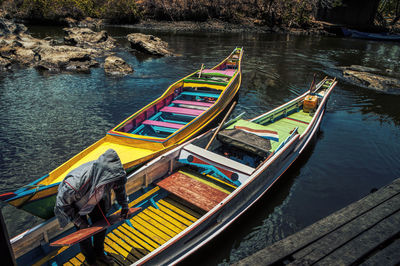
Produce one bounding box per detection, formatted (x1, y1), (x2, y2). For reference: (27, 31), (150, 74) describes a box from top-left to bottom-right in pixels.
(61, 171), (235, 265)
(63, 197), (202, 265)
(40, 140), (156, 186)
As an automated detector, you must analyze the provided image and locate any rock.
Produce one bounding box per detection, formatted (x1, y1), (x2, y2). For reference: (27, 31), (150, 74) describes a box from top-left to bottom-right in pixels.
(0, 56), (11, 70)
(64, 17), (104, 30)
(63, 27), (116, 51)
(340, 65), (400, 95)
(127, 33), (173, 56)
(104, 56), (133, 75)
(34, 45), (99, 73)
(0, 18), (28, 36)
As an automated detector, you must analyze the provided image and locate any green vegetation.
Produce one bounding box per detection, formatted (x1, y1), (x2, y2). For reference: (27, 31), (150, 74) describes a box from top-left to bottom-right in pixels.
(1, 0), (398, 29)
(2, 0), (140, 23)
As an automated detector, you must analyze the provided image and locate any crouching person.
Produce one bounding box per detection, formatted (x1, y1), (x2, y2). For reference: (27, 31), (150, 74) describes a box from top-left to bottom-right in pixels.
(54, 149), (129, 266)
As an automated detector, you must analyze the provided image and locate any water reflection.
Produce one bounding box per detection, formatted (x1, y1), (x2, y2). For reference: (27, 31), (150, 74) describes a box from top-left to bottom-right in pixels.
(1, 26), (400, 263)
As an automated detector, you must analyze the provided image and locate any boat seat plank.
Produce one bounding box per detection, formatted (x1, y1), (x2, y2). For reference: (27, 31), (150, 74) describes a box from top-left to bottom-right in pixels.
(183, 144), (255, 176)
(157, 172), (229, 212)
(172, 100), (213, 107)
(160, 106), (204, 116)
(180, 91), (220, 98)
(201, 69), (236, 77)
(142, 120), (185, 130)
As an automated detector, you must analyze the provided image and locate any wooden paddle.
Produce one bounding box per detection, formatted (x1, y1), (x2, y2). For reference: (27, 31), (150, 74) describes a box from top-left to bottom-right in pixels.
(309, 73), (316, 94)
(205, 101), (237, 150)
(50, 207), (141, 247)
(198, 63), (204, 78)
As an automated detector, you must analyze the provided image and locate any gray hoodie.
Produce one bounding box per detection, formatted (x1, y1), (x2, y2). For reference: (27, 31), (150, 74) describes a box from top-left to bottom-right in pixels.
(54, 149), (128, 228)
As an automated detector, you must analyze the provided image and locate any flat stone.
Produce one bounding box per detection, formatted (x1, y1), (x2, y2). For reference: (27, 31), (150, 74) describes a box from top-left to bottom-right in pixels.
(127, 33), (173, 56)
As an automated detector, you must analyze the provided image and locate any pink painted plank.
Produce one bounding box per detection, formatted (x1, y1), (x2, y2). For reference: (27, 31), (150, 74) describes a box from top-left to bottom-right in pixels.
(202, 69), (236, 76)
(161, 106), (204, 116)
(172, 100), (213, 107)
(142, 120), (185, 129)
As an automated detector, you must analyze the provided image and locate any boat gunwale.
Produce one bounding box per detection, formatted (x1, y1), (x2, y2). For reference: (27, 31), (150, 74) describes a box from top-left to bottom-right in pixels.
(132, 78), (336, 265)
(108, 48), (243, 142)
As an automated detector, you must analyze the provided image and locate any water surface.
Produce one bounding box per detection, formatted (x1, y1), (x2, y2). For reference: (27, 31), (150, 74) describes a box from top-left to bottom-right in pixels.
(0, 26), (399, 264)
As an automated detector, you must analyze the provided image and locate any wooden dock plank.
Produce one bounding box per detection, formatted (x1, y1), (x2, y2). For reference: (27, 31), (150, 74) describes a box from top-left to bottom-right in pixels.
(312, 210), (400, 265)
(291, 193), (400, 263)
(235, 178), (400, 266)
(360, 238), (400, 266)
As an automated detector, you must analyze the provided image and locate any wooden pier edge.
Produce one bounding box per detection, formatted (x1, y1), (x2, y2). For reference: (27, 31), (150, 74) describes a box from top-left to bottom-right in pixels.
(235, 178), (400, 266)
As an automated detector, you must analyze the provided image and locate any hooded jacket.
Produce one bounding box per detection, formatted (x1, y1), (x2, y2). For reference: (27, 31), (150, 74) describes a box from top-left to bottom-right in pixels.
(54, 149), (128, 228)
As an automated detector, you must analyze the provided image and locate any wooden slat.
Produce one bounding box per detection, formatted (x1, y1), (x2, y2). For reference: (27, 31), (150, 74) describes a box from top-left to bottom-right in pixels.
(147, 206), (188, 230)
(162, 197), (203, 219)
(104, 237), (133, 262)
(69, 257), (81, 266)
(137, 212), (177, 238)
(108, 232), (144, 260)
(63, 262), (74, 266)
(127, 187), (160, 209)
(158, 172), (229, 212)
(143, 209), (182, 233)
(183, 143), (254, 175)
(113, 228), (153, 254)
(156, 202), (194, 226)
(361, 238), (400, 266)
(132, 216), (172, 241)
(120, 224), (160, 250)
(104, 242), (129, 265)
(127, 219), (167, 245)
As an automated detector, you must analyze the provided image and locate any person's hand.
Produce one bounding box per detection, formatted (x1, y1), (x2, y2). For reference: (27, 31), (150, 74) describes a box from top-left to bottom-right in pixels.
(120, 207), (129, 220)
(75, 217), (89, 229)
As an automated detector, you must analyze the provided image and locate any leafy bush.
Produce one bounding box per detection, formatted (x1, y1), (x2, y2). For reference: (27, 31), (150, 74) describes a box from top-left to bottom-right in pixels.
(2, 0), (140, 23)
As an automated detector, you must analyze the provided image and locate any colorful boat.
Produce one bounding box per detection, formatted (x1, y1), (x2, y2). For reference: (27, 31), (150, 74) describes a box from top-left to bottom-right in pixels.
(11, 77), (336, 265)
(0, 47), (243, 220)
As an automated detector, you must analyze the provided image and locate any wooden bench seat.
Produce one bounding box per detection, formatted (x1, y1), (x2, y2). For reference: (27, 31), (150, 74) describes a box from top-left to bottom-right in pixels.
(157, 172), (229, 212)
(160, 106), (204, 116)
(142, 120), (185, 129)
(172, 100), (213, 107)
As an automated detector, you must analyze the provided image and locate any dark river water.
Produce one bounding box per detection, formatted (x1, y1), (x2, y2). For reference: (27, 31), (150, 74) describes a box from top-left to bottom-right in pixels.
(1, 26), (400, 265)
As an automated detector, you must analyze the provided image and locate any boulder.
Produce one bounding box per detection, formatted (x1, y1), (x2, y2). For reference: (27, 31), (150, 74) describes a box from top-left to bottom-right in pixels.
(34, 45), (99, 73)
(340, 65), (400, 95)
(64, 27), (116, 51)
(0, 17), (27, 36)
(104, 56), (133, 75)
(127, 33), (173, 56)
(0, 56), (11, 70)
(64, 17), (104, 30)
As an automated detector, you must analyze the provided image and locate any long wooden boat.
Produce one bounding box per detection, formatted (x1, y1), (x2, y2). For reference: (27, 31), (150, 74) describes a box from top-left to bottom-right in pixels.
(0, 47), (243, 220)
(342, 27), (400, 42)
(11, 77), (336, 265)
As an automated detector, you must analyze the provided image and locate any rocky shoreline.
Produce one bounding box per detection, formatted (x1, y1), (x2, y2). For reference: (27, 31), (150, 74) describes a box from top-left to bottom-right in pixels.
(0, 16), (174, 75)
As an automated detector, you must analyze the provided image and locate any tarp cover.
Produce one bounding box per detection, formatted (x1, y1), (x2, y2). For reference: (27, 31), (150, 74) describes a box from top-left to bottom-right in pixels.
(54, 149), (128, 228)
(218, 129), (271, 157)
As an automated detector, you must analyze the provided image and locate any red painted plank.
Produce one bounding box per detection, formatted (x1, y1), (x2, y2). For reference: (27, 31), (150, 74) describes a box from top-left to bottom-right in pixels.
(50, 207), (141, 247)
(142, 120), (184, 129)
(157, 172), (229, 212)
(160, 106), (204, 116)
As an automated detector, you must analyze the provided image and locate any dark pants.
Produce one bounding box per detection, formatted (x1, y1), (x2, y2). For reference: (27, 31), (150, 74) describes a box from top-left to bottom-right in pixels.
(75, 200), (107, 264)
